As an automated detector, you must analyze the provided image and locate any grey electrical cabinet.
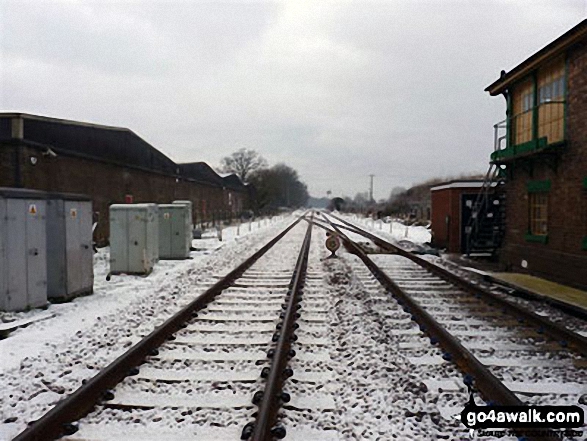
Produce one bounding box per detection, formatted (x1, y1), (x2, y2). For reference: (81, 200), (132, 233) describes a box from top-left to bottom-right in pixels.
(159, 204), (191, 259)
(46, 194), (94, 301)
(173, 200), (193, 223)
(109, 204), (159, 275)
(0, 188), (48, 311)
(173, 200), (194, 250)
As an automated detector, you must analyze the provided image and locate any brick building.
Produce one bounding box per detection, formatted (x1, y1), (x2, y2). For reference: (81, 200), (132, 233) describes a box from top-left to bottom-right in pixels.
(0, 113), (250, 245)
(430, 180), (498, 253)
(486, 20), (587, 289)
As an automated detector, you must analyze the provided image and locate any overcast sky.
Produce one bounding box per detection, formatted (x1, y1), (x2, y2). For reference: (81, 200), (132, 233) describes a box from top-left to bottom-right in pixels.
(1, 1), (585, 200)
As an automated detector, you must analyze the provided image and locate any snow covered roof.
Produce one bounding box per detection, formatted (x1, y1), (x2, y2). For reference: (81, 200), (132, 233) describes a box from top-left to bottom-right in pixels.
(430, 180), (495, 192)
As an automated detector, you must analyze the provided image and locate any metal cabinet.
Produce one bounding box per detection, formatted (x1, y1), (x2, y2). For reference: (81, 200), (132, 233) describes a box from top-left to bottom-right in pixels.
(109, 204), (159, 275)
(159, 204), (191, 259)
(173, 200), (194, 251)
(46, 195), (94, 300)
(0, 188), (48, 311)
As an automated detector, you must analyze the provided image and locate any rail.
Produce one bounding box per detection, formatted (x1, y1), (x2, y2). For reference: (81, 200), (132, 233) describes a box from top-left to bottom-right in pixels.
(325, 213), (587, 358)
(318, 213), (571, 441)
(246, 213), (313, 440)
(13, 216), (306, 441)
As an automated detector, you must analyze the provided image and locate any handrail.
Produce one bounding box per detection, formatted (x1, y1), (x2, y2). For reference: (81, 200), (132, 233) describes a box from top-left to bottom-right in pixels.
(493, 100), (566, 154)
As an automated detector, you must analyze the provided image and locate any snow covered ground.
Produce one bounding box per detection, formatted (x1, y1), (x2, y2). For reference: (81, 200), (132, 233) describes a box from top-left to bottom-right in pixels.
(0, 214), (293, 440)
(2, 211), (584, 441)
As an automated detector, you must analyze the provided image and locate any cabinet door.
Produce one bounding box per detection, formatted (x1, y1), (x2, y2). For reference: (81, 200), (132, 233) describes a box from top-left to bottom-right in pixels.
(65, 201), (93, 294)
(159, 210), (172, 258)
(25, 199), (47, 308)
(109, 209), (129, 273)
(128, 209), (146, 273)
(46, 199), (66, 298)
(79, 202), (94, 292)
(65, 201), (82, 294)
(6, 200), (28, 310)
(171, 209), (185, 257)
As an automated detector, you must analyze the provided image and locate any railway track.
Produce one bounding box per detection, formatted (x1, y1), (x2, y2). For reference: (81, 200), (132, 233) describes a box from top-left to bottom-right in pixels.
(6, 211), (586, 440)
(11, 215), (340, 441)
(318, 212), (587, 440)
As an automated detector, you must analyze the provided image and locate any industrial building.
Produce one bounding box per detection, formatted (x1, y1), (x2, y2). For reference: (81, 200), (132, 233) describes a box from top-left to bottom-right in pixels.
(0, 113), (250, 245)
(481, 19), (587, 289)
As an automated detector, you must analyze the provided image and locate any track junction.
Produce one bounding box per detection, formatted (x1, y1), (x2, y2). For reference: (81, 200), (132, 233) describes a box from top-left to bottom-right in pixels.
(4, 212), (586, 441)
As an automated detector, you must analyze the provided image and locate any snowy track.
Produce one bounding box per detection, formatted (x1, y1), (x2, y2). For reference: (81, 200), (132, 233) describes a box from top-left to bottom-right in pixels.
(369, 255), (586, 404)
(9, 216), (343, 441)
(319, 213), (587, 440)
(3, 211), (586, 441)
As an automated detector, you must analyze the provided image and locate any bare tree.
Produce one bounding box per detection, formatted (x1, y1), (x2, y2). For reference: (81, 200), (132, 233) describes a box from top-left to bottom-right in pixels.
(219, 148), (267, 183)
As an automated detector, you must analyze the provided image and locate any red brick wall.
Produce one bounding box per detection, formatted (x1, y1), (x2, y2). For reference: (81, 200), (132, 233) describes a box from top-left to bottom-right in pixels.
(13, 145), (247, 245)
(500, 41), (587, 289)
(0, 145), (17, 187)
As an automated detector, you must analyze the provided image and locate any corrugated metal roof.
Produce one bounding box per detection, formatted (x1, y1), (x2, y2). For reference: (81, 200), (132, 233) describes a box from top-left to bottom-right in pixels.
(179, 162), (224, 187)
(222, 174), (246, 190)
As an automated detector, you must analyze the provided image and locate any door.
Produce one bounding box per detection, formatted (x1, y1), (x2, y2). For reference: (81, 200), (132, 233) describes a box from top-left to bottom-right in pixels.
(65, 200), (93, 295)
(25, 199), (47, 308)
(171, 208), (186, 257)
(6, 199), (28, 310)
(109, 207), (129, 273)
(79, 201), (94, 292)
(159, 209), (172, 258)
(128, 208), (147, 273)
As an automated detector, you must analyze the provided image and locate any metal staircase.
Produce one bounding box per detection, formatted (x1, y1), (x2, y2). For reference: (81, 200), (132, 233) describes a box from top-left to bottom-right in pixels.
(465, 163), (506, 257)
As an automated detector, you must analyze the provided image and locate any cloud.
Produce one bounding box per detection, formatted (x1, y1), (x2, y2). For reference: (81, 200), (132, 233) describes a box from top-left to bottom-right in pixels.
(0, 0), (584, 199)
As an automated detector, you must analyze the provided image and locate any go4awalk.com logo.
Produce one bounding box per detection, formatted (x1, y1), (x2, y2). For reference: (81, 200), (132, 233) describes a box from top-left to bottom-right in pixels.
(461, 405), (583, 429)
(456, 385), (584, 439)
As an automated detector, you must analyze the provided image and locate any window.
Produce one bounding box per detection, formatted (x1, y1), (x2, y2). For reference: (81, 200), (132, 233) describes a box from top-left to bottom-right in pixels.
(539, 75), (565, 104)
(522, 91), (534, 112)
(529, 192), (548, 236)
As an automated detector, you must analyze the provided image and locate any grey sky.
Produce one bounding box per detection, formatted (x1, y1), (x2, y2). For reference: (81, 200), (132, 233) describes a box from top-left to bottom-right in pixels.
(1, 1), (585, 200)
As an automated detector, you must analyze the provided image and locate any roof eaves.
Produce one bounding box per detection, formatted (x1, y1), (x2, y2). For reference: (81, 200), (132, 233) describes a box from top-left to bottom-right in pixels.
(485, 19), (587, 96)
(0, 112), (130, 132)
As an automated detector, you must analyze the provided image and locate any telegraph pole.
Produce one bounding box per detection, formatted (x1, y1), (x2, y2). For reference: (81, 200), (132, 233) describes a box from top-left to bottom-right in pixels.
(369, 174), (375, 202)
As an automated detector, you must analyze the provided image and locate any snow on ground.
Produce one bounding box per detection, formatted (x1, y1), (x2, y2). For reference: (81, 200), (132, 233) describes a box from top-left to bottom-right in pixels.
(332, 213), (432, 245)
(0, 214), (292, 440)
(312, 237), (474, 440)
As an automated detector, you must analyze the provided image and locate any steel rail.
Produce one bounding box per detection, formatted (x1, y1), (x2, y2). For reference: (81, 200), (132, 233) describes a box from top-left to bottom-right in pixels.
(318, 213), (557, 441)
(325, 212), (587, 358)
(244, 213), (314, 441)
(13, 216), (305, 441)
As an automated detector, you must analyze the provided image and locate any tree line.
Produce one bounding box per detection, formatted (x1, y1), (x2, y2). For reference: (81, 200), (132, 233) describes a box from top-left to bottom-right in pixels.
(219, 148), (309, 213)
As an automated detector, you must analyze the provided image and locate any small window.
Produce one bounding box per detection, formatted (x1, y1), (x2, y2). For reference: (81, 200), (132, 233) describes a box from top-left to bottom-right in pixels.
(522, 92), (534, 112)
(529, 192), (548, 236)
(539, 74), (565, 104)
